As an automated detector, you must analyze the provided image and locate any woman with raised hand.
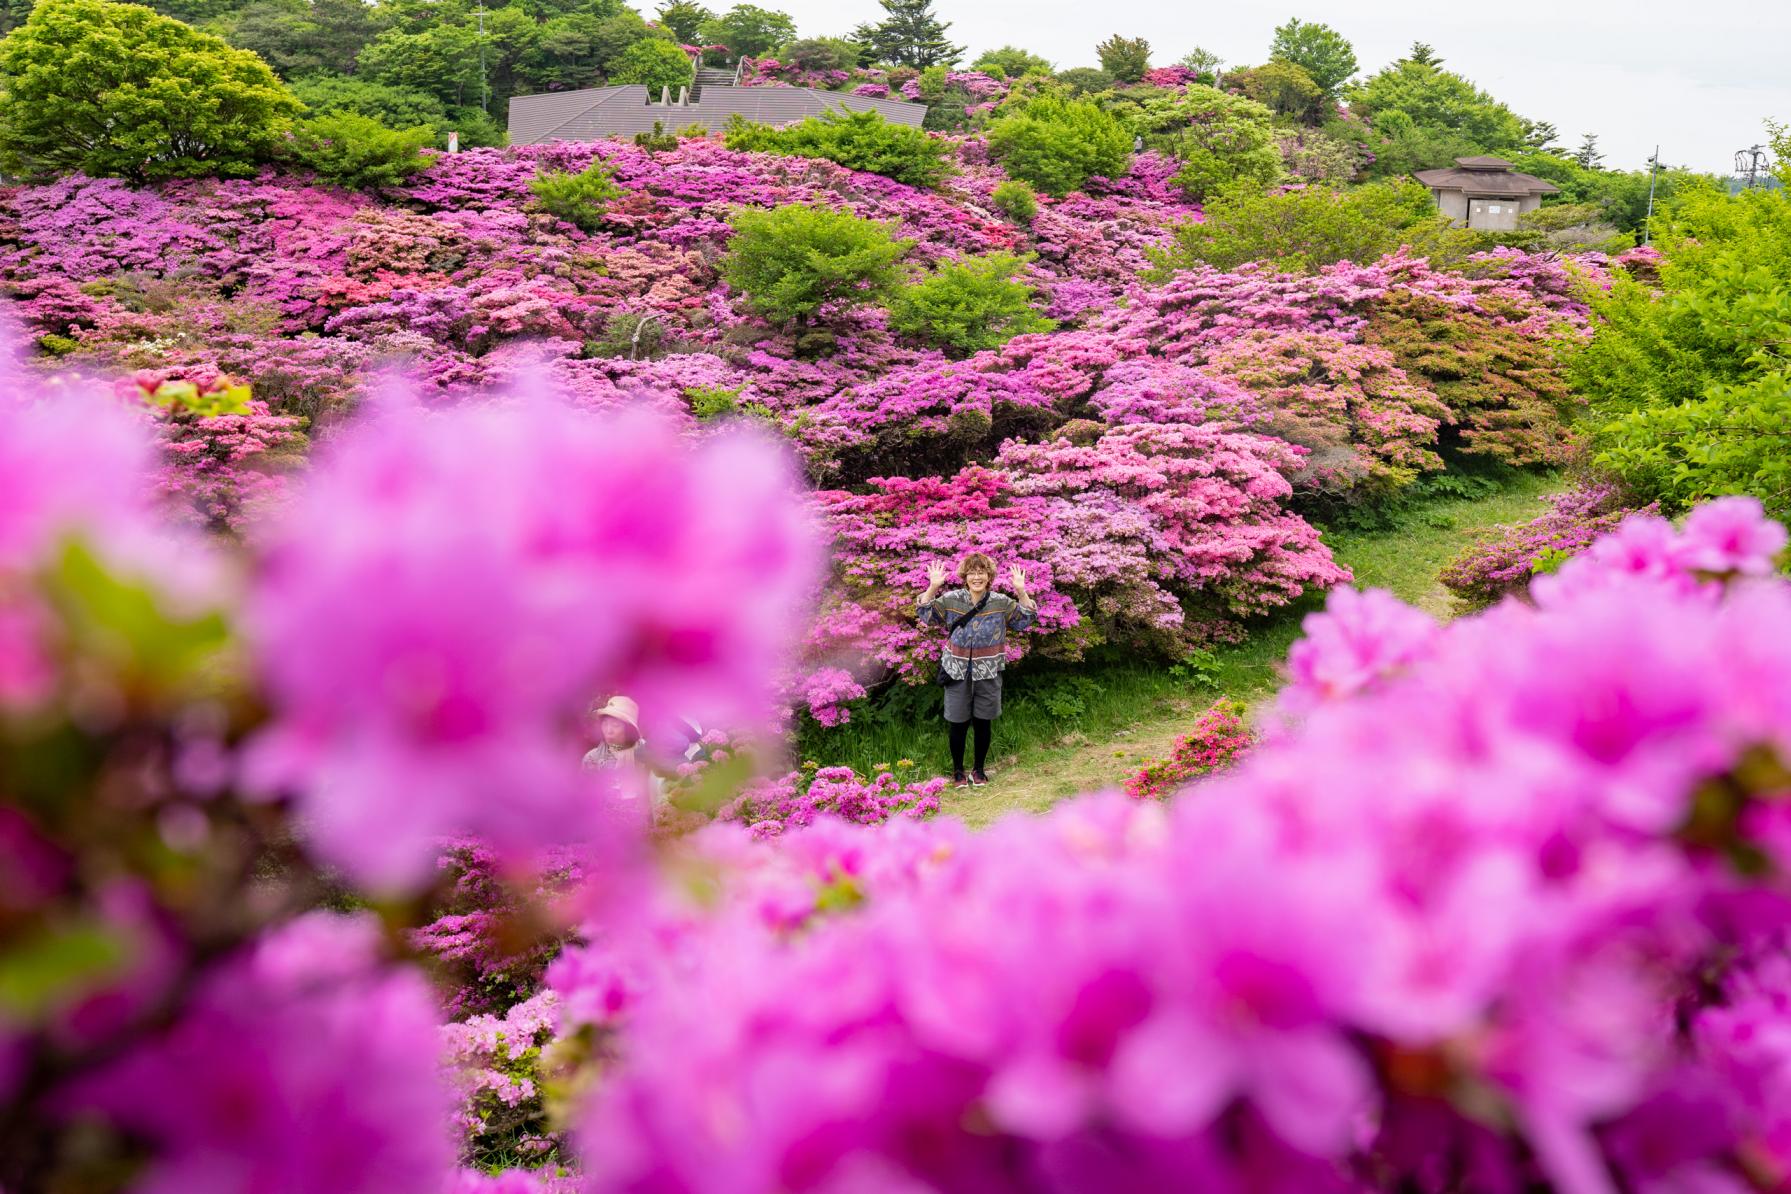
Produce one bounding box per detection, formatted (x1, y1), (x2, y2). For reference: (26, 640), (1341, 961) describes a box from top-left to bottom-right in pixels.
(917, 552), (1037, 787)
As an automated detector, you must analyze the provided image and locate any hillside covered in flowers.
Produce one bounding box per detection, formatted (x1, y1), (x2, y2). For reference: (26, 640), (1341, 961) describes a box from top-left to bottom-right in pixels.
(1, 133), (1616, 727)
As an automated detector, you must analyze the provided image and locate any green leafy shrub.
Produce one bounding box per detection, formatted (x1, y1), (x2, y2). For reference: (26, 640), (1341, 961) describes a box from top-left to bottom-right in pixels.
(1148, 179), (1468, 274)
(633, 121), (681, 152)
(1229, 59), (1323, 123)
(719, 202), (912, 330)
(527, 159), (626, 232)
(777, 36), (859, 72)
(287, 111), (435, 190)
(1267, 17), (1358, 99)
(888, 252), (1057, 355)
(986, 95), (1132, 197)
(1599, 370), (1791, 519)
(0, 0), (302, 181)
(685, 385), (743, 420)
(1095, 34), (1151, 84)
(723, 107), (950, 188)
(1138, 85), (1283, 201)
(1053, 66), (1114, 95)
(972, 46), (1053, 78)
(1572, 165), (1791, 516)
(989, 179), (1038, 222)
(608, 36), (696, 95)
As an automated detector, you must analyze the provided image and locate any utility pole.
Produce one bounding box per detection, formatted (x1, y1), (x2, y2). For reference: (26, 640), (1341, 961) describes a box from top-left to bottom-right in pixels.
(1643, 145), (1660, 246)
(1734, 144), (1768, 190)
(477, 0), (489, 114)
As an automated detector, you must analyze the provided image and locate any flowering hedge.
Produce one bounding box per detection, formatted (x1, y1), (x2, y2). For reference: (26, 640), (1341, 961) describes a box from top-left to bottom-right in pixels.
(1440, 483), (1654, 607)
(0, 142), (1594, 724)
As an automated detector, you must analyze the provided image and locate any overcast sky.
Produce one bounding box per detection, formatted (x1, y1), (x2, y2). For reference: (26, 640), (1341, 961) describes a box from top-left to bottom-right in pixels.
(773, 0), (1791, 174)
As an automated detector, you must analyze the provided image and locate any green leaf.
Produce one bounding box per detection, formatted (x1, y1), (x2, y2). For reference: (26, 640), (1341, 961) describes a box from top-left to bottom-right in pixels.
(0, 919), (132, 1019)
(43, 537), (234, 696)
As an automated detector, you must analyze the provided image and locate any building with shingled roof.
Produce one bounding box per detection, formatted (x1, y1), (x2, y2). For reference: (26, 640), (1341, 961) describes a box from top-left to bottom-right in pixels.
(507, 62), (927, 145)
(1414, 155), (1561, 230)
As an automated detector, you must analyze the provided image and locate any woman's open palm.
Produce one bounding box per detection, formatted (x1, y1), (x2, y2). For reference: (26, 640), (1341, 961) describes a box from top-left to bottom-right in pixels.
(927, 562), (948, 589)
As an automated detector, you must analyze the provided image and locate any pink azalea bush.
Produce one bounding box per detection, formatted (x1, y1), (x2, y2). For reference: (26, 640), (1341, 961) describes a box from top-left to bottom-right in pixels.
(552, 497), (1791, 1194)
(1441, 483), (1655, 607)
(243, 392), (819, 890)
(9, 306), (1791, 1194)
(0, 137), (1592, 725)
(1124, 699), (1254, 799)
(718, 764), (945, 835)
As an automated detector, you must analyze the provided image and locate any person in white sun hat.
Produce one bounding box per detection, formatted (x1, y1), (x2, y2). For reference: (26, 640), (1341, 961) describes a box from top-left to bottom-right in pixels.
(583, 695), (645, 772)
(582, 695), (670, 808)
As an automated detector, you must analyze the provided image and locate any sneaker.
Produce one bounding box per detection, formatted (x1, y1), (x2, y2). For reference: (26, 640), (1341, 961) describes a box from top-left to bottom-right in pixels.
(952, 770), (970, 788)
(970, 769), (990, 786)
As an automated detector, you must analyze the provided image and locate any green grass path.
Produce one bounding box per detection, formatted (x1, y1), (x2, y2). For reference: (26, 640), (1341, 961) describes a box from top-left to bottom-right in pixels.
(800, 474), (1561, 826)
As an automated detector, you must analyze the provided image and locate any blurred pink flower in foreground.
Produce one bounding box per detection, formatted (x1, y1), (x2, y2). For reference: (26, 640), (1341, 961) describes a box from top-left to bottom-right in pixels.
(70, 914), (453, 1194)
(244, 390), (820, 890)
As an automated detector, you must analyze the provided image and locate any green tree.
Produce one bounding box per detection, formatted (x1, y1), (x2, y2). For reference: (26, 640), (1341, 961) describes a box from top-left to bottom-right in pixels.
(719, 202), (913, 329)
(1095, 34), (1150, 84)
(1148, 179), (1470, 274)
(1573, 132), (1604, 169)
(888, 252), (1056, 354)
(1405, 41), (1442, 66)
(851, 0), (962, 69)
(0, 0), (302, 182)
(528, 157), (626, 231)
(1178, 47), (1223, 76)
(778, 36), (857, 72)
(697, 4), (795, 60)
(971, 45), (1051, 78)
(987, 95), (1131, 196)
(1268, 17), (1356, 98)
(609, 36), (694, 94)
(292, 75), (505, 149)
(287, 110), (435, 190)
(213, 0), (384, 78)
(655, 0), (713, 44)
(1348, 59), (1527, 152)
(358, 23), (484, 109)
(990, 178), (1037, 221)
(1121, 84), (1282, 201)
(724, 107), (950, 188)
(1521, 117), (1562, 152)
(1572, 172), (1791, 516)
(1053, 66), (1113, 95)
(1229, 59), (1322, 123)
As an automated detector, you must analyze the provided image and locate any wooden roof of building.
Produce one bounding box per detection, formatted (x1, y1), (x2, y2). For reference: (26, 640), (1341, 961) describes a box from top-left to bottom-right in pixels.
(1414, 155), (1561, 197)
(508, 84), (927, 145)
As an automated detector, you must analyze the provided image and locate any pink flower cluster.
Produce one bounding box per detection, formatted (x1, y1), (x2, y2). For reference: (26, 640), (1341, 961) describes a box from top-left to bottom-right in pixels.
(72, 914), (454, 1194)
(1123, 699), (1254, 799)
(1441, 483), (1655, 607)
(243, 391), (820, 891)
(551, 498), (1791, 1194)
(719, 765), (946, 835)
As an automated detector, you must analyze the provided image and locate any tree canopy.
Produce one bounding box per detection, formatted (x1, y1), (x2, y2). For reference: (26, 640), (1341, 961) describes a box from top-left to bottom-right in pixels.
(851, 0), (962, 69)
(1268, 17), (1357, 98)
(0, 0), (301, 181)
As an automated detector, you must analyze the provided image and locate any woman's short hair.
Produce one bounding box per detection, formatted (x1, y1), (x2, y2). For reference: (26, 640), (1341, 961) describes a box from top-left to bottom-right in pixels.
(958, 552), (996, 580)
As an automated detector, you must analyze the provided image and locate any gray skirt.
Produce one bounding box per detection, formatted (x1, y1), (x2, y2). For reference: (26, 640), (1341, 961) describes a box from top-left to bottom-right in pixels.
(943, 673), (1003, 723)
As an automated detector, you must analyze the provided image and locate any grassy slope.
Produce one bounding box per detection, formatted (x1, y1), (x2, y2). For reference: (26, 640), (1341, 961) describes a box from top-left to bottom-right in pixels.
(798, 473), (1561, 827)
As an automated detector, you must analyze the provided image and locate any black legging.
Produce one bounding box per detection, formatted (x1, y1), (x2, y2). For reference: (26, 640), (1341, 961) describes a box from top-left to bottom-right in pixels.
(948, 717), (992, 774)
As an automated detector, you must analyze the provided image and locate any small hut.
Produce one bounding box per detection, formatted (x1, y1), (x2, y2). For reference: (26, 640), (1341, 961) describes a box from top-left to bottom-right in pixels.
(1414, 156), (1560, 230)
